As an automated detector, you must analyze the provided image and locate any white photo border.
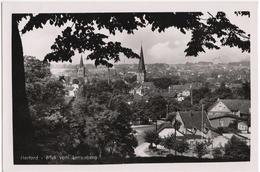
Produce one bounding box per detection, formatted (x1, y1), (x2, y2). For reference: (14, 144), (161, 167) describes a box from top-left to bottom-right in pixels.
(2, 1), (258, 172)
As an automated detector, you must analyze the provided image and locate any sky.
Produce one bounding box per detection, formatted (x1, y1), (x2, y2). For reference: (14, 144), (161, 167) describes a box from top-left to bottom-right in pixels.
(19, 11), (251, 65)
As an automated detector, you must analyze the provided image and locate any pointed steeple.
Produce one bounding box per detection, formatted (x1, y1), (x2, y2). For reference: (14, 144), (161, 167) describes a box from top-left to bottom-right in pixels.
(78, 55), (85, 78)
(79, 55), (84, 67)
(137, 44), (146, 83)
(138, 44), (146, 73)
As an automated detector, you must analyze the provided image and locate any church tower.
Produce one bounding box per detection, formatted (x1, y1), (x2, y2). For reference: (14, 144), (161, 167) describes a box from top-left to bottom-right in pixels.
(77, 55), (85, 78)
(137, 44), (146, 83)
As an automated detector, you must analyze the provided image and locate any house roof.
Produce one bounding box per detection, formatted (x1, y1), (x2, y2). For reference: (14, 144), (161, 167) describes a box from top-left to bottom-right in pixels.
(208, 113), (246, 120)
(180, 134), (207, 140)
(220, 99), (250, 114)
(168, 83), (201, 93)
(178, 111), (211, 130)
(157, 121), (207, 140)
(157, 122), (173, 133)
(207, 99), (251, 114)
(159, 128), (184, 138)
(169, 84), (191, 92)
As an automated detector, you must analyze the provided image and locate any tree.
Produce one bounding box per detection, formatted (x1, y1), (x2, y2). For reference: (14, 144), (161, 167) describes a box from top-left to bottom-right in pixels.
(173, 120), (182, 155)
(131, 99), (151, 125)
(112, 79), (130, 94)
(24, 56), (73, 159)
(213, 82), (234, 99)
(151, 77), (172, 90)
(72, 86), (138, 158)
(175, 139), (189, 155)
(236, 81), (251, 99)
(148, 95), (167, 131)
(13, 12), (250, 159)
(212, 146), (225, 159)
(166, 97), (181, 113)
(72, 78), (80, 84)
(144, 130), (161, 149)
(161, 134), (176, 153)
(224, 136), (250, 160)
(192, 87), (211, 105)
(166, 112), (177, 122)
(194, 142), (209, 159)
(242, 81), (250, 99)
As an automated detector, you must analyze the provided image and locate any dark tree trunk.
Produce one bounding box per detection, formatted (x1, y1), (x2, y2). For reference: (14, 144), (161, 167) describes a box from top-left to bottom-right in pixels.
(12, 15), (33, 163)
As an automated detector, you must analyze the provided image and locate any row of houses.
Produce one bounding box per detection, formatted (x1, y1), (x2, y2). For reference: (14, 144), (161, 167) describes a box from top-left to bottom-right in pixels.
(158, 98), (251, 148)
(130, 78), (246, 102)
(129, 82), (199, 101)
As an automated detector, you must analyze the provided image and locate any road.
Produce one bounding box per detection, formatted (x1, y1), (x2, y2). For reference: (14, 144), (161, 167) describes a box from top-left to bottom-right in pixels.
(132, 120), (166, 157)
(132, 125), (155, 145)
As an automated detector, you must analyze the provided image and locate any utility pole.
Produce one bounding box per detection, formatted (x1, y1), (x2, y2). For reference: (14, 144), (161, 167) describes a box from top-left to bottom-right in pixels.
(201, 104), (204, 140)
(166, 103), (169, 118)
(190, 83), (193, 106)
(107, 66), (110, 85)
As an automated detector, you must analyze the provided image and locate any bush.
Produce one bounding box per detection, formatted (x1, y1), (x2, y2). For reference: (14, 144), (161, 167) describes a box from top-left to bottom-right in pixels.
(160, 134), (176, 152)
(175, 140), (189, 155)
(144, 130), (161, 148)
(224, 136), (250, 160)
(166, 113), (176, 122)
(194, 142), (209, 158)
(212, 146), (224, 159)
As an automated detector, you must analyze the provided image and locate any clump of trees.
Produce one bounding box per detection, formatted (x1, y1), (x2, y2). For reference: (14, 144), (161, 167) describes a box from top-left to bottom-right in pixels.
(212, 146), (225, 159)
(160, 134), (190, 156)
(24, 56), (72, 157)
(71, 80), (138, 159)
(224, 136), (250, 160)
(193, 142), (209, 159)
(130, 95), (168, 125)
(160, 134), (176, 153)
(211, 136), (250, 160)
(24, 57), (138, 161)
(144, 130), (161, 149)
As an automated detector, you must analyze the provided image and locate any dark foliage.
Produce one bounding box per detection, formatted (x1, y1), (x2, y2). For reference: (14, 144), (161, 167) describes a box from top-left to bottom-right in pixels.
(144, 130), (161, 148)
(19, 12), (250, 65)
(224, 136), (250, 160)
(194, 142), (209, 158)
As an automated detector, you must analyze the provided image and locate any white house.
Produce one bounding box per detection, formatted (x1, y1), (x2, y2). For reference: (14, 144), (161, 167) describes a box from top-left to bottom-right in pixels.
(67, 83), (79, 97)
(207, 99), (250, 129)
(129, 82), (156, 96)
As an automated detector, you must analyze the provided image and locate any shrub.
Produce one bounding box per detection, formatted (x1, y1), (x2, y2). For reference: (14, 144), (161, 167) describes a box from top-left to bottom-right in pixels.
(224, 136), (250, 160)
(144, 130), (161, 148)
(194, 142), (209, 158)
(175, 140), (189, 155)
(212, 146), (224, 159)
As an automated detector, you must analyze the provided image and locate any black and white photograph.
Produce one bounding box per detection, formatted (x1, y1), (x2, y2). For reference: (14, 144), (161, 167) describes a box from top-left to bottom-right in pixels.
(1, 1), (258, 172)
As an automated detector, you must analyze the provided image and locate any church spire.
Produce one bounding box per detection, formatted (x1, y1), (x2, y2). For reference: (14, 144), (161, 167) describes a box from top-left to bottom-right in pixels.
(137, 44), (146, 83)
(138, 44), (146, 73)
(78, 55), (86, 79)
(79, 55), (84, 67)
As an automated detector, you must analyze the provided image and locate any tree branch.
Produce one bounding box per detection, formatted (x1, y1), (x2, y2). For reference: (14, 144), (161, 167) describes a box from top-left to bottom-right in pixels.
(207, 12), (214, 18)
